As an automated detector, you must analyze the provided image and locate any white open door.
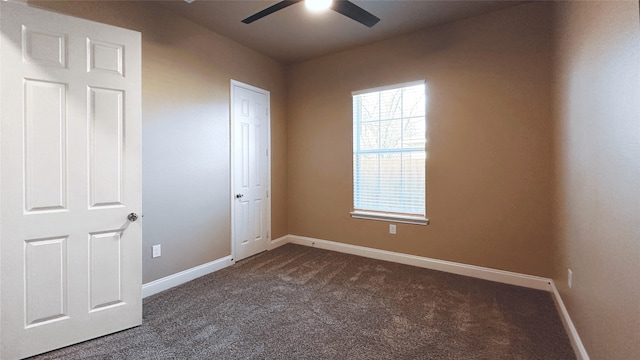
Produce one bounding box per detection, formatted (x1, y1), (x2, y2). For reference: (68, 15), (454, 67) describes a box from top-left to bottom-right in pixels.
(0, 2), (142, 359)
(231, 81), (270, 262)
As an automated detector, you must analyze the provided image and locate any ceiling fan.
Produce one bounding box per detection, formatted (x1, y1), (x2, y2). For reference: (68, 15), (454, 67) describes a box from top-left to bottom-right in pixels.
(241, 0), (381, 28)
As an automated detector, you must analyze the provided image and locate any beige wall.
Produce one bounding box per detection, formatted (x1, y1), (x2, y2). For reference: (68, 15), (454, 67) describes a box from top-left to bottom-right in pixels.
(32, 1), (288, 283)
(287, 2), (557, 277)
(554, 1), (640, 358)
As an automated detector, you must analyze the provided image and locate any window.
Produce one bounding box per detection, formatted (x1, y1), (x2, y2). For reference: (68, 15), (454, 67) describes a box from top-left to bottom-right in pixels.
(350, 81), (428, 225)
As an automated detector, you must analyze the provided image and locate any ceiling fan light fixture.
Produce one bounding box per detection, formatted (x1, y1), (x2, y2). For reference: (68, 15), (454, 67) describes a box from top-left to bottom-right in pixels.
(304, 0), (333, 13)
(242, 0), (379, 28)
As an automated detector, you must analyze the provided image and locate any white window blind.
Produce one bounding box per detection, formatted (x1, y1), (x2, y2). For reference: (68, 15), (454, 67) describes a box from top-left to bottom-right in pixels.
(352, 81), (426, 220)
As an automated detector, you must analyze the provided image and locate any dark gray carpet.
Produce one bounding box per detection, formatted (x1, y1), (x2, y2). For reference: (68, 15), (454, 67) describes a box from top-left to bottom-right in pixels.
(30, 244), (575, 359)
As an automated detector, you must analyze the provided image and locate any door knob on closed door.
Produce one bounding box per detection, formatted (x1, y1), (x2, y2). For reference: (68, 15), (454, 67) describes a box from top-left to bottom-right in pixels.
(235, 194), (244, 199)
(127, 213), (138, 222)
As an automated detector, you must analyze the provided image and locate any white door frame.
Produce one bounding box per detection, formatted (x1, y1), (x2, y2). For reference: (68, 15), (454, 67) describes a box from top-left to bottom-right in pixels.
(230, 80), (271, 261)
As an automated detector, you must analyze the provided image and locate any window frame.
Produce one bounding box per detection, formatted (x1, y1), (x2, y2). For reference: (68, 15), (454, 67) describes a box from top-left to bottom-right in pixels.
(350, 80), (429, 226)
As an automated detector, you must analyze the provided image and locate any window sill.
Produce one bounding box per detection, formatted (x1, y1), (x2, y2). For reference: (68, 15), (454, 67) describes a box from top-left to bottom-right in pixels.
(350, 211), (429, 226)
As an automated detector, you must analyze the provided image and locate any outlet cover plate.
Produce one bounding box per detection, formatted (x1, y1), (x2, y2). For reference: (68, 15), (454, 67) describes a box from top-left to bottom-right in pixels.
(152, 244), (161, 258)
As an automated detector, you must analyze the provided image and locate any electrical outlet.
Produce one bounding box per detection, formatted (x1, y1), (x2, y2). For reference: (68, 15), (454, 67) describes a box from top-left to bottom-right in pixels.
(389, 224), (397, 235)
(152, 244), (161, 258)
(568, 268), (572, 289)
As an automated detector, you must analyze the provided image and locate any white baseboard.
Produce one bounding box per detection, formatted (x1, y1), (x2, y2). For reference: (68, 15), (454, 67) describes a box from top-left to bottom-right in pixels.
(142, 255), (234, 298)
(144, 236), (288, 298)
(287, 234), (552, 291)
(268, 234), (289, 250)
(550, 281), (590, 360)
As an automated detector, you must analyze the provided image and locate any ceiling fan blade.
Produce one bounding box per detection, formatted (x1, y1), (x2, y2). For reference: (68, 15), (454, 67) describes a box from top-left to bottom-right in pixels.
(331, 1), (380, 28)
(242, 0), (303, 24)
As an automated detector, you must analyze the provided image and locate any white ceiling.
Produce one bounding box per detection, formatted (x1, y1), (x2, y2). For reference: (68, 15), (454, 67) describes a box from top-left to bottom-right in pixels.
(156, 0), (525, 64)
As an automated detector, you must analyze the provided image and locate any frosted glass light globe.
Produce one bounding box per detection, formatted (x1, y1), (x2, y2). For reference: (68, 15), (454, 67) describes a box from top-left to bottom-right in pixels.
(305, 0), (333, 12)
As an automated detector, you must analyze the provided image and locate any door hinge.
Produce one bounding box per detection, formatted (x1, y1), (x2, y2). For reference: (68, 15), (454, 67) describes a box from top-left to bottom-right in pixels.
(267, 231), (270, 239)
(266, 190), (269, 198)
(266, 149), (269, 157)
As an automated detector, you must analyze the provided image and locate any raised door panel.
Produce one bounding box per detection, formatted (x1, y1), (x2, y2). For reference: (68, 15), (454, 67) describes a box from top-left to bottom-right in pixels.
(240, 122), (250, 190)
(87, 39), (123, 76)
(238, 200), (250, 245)
(88, 87), (124, 208)
(250, 100), (265, 244)
(253, 122), (263, 188)
(24, 237), (68, 327)
(22, 26), (66, 68)
(88, 231), (124, 311)
(253, 199), (263, 241)
(24, 80), (68, 213)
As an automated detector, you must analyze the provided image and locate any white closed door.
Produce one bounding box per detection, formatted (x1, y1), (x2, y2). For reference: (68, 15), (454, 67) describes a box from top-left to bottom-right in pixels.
(0, 2), (142, 359)
(232, 81), (270, 261)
